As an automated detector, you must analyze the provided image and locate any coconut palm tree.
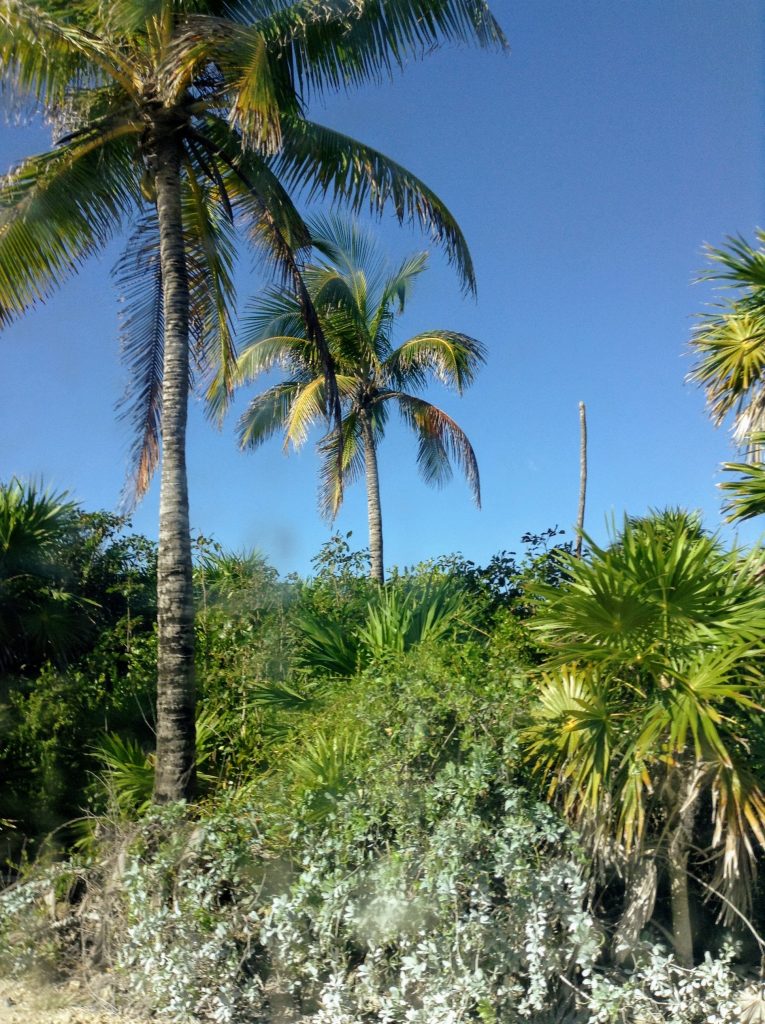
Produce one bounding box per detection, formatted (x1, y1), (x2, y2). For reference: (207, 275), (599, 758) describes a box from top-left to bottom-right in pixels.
(524, 511), (765, 965)
(0, 0), (506, 799)
(235, 216), (485, 583)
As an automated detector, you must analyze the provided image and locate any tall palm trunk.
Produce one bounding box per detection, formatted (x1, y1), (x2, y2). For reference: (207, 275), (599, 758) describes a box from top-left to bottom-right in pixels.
(360, 409), (384, 585)
(151, 129), (196, 803)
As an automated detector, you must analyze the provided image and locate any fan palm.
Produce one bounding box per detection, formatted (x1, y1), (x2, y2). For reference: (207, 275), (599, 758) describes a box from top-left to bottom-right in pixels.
(235, 216), (485, 583)
(524, 511), (765, 965)
(0, 478), (86, 671)
(0, 0), (506, 799)
(690, 232), (765, 521)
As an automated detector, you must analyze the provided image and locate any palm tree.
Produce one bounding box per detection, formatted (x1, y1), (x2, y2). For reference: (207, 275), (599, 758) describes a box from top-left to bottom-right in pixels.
(0, 0), (506, 799)
(235, 216), (485, 583)
(0, 478), (86, 672)
(524, 511), (765, 965)
(690, 232), (765, 521)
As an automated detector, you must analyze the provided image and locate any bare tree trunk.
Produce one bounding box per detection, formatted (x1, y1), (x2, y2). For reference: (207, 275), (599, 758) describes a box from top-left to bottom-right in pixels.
(361, 410), (384, 585)
(666, 767), (697, 966)
(613, 854), (658, 963)
(152, 131), (196, 803)
(575, 401), (587, 559)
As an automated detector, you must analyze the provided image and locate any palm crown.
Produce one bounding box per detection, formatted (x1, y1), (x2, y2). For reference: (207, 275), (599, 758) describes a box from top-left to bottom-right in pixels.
(690, 233), (765, 521)
(525, 511), (765, 961)
(235, 215), (485, 581)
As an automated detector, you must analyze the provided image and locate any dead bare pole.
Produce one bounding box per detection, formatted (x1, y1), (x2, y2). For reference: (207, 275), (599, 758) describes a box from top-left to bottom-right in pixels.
(575, 401), (587, 558)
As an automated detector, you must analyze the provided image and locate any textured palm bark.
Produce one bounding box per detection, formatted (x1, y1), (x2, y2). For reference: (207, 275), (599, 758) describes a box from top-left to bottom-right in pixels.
(361, 410), (384, 585)
(613, 854), (658, 963)
(152, 131), (196, 803)
(666, 768), (697, 966)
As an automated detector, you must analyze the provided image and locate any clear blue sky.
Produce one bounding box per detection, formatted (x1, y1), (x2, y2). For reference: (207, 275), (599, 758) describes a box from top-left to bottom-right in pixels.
(1, 0), (763, 574)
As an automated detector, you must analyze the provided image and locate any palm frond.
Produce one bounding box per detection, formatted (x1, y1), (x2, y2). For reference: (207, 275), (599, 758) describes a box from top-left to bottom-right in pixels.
(237, 380), (301, 449)
(182, 169), (238, 422)
(523, 666), (613, 822)
(235, 334), (316, 384)
(374, 249), (429, 321)
(395, 392), (481, 504)
(254, 0), (507, 100)
(0, 0), (139, 108)
(721, 457), (765, 522)
(387, 330), (486, 392)
(274, 117), (476, 293)
(196, 119), (341, 429)
(113, 215), (165, 505)
(689, 312), (765, 427)
(699, 231), (765, 290)
(0, 130), (140, 324)
(317, 411), (365, 519)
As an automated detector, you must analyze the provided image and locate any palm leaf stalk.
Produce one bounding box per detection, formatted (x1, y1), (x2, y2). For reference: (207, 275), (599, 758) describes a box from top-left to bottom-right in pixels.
(0, 0), (506, 800)
(234, 215), (485, 583)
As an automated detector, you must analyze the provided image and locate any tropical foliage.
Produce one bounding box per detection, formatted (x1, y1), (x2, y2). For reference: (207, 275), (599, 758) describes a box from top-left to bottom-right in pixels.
(0, 0), (505, 801)
(690, 232), (765, 522)
(525, 511), (765, 964)
(234, 215), (485, 581)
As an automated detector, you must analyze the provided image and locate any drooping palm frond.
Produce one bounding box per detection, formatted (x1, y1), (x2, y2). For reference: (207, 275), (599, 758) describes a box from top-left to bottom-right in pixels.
(237, 379), (302, 449)
(274, 117), (477, 293)
(198, 120), (342, 429)
(0, 130), (141, 324)
(235, 333), (316, 383)
(523, 666), (613, 821)
(386, 330), (486, 392)
(182, 170), (238, 418)
(317, 410), (365, 519)
(0, 0), (139, 110)
(113, 215), (165, 504)
(253, 0), (507, 100)
(395, 392), (481, 505)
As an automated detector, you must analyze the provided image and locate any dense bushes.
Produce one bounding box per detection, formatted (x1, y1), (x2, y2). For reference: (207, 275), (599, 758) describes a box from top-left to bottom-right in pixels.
(2, 493), (764, 1021)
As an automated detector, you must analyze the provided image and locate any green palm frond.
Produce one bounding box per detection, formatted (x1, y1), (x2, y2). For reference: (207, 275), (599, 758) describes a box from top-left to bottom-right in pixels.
(113, 215), (165, 504)
(183, 171), (239, 420)
(318, 411), (365, 519)
(373, 250), (429, 323)
(387, 330), (486, 392)
(235, 335), (316, 385)
(721, 456), (765, 522)
(395, 392), (481, 504)
(258, 0), (506, 99)
(283, 373), (358, 448)
(0, 131), (140, 324)
(690, 312), (765, 426)
(699, 231), (765, 290)
(274, 117), (476, 293)
(532, 515), (764, 666)
(237, 380), (302, 449)
(524, 666), (613, 819)
(0, 1), (139, 108)
(238, 286), (309, 347)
